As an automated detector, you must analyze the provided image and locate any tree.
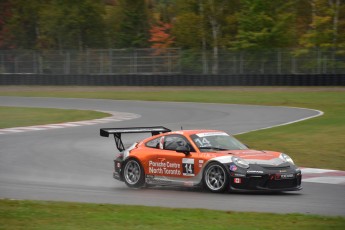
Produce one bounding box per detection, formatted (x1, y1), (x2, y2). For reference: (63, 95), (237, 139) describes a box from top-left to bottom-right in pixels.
(39, 0), (106, 50)
(202, 0), (233, 73)
(2, 0), (46, 49)
(235, 0), (296, 50)
(116, 0), (150, 48)
(299, 0), (344, 51)
(0, 0), (15, 49)
(172, 0), (236, 74)
(149, 21), (174, 50)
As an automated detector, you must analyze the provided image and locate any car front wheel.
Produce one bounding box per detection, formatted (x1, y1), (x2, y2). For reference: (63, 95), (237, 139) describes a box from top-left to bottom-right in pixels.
(203, 162), (229, 193)
(123, 158), (145, 188)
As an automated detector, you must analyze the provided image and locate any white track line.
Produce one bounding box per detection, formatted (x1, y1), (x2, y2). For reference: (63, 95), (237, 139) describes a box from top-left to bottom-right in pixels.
(0, 110), (140, 135)
(1, 104), (344, 185)
(233, 107), (345, 185)
(301, 168), (345, 185)
(235, 106), (324, 135)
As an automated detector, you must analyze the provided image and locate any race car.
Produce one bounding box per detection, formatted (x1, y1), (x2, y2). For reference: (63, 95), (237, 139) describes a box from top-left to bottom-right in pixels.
(100, 126), (302, 193)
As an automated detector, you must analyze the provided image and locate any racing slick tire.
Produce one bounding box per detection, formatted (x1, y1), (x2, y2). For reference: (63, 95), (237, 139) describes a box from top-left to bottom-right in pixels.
(203, 162), (229, 193)
(122, 158), (145, 188)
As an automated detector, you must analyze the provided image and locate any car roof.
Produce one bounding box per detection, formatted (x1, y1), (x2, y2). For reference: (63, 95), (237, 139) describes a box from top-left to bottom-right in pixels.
(167, 130), (227, 136)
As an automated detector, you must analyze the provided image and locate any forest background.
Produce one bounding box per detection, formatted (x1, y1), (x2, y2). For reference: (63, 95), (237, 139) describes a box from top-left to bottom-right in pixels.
(0, 0), (344, 75)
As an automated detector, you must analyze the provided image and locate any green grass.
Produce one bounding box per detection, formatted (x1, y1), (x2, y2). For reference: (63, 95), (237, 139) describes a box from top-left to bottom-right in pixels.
(0, 199), (344, 230)
(0, 87), (344, 228)
(0, 106), (109, 129)
(1, 86), (344, 170)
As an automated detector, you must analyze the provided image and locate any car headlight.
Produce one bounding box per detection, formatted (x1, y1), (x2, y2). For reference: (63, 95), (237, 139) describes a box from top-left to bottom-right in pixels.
(280, 153), (294, 164)
(231, 156), (249, 169)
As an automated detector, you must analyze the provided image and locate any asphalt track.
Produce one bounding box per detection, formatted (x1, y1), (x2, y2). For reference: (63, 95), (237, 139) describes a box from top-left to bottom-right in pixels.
(0, 96), (344, 216)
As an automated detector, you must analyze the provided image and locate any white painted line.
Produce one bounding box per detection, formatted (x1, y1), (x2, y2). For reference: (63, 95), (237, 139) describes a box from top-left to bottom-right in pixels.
(303, 177), (345, 184)
(301, 168), (337, 174)
(55, 123), (80, 127)
(234, 107), (324, 135)
(35, 125), (65, 129)
(301, 167), (345, 185)
(0, 110), (141, 135)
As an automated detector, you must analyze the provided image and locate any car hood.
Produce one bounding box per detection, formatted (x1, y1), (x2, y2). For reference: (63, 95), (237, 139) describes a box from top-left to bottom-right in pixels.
(224, 149), (287, 166)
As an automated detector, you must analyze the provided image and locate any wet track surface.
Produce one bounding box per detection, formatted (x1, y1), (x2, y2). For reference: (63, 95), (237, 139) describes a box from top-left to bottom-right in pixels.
(0, 97), (344, 216)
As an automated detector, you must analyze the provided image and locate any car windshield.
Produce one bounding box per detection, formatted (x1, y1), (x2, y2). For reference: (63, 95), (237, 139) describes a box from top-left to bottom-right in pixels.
(190, 132), (248, 152)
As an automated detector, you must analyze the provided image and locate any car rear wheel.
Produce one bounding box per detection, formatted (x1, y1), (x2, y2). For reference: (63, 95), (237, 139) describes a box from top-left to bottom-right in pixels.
(123, 158), (145, 188)
(203, 162), (229, 193)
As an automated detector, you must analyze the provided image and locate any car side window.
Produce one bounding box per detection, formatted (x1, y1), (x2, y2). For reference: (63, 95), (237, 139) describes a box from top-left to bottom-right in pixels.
(146, 137), (160, 149)
(163, 135), (195, 152)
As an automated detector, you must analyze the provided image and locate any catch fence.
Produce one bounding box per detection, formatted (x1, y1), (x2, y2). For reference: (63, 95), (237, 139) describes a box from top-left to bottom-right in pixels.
(0, 48), (344, 75)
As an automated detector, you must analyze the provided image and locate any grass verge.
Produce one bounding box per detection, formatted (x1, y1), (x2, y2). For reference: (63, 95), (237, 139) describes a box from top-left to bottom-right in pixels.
(0, 87), (344, 228)
(0, 199), (344, 230)
(1, 86), (344, 170)
(0, 106), (109, 129)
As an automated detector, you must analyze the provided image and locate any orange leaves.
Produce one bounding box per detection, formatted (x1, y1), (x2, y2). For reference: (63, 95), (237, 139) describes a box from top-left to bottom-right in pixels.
(149, 22), (174, 49)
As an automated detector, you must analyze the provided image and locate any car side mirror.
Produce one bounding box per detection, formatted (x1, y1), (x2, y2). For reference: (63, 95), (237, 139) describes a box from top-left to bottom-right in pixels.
(176, 146), (190, 155)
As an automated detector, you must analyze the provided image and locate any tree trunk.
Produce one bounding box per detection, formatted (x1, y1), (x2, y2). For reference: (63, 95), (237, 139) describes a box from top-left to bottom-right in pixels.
(207, 0), (219, 75)
(210, 17), (219, 74)
(199, 0), (208, 74)
(329, 0), (340, 49)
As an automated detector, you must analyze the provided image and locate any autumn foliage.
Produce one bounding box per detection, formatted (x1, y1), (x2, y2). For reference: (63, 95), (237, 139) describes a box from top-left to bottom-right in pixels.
(149, 22), (174, 53)
(0, 1), (15, 49)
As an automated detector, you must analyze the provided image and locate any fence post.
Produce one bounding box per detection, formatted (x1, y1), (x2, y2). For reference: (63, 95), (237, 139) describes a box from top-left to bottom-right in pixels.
(109, 49), (113, 74)
(317, 48), (322, 74)
(100, 51), (103, 74)
(14, 55), (18, 73)
(240, 51), (244, 74)
(133, 50), (137, 74)
(65, 51), (70, 74)
(86, 49), (90, 74)
(33, 51), (37, 73)
(277, 49), (282, 75)
(168, 49), (171, 74)
(0, 53), (3, 73)
(291, 53), (296, 74)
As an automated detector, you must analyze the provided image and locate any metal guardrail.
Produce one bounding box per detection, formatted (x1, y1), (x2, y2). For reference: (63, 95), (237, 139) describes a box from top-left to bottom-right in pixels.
(0, 48), (344, 75)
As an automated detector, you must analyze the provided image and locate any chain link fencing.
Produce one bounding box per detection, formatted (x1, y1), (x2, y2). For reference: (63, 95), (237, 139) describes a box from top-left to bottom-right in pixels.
(0, 48), (344, 75)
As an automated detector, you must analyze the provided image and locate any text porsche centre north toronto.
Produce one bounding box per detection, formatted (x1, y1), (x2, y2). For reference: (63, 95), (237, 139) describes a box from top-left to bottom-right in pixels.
(149, 160), (182, 175)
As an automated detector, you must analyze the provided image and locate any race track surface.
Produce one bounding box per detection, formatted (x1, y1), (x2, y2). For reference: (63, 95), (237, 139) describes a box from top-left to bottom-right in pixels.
(0, 96), (344, 216)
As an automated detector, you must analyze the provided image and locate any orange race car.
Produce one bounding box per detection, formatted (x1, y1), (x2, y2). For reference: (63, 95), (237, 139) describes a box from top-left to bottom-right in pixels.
(100, 126), (302, 193)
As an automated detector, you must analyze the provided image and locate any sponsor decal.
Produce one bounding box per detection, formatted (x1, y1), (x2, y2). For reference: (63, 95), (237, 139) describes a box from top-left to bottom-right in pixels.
(148, 160), (182, 175)
(270, 173), (295, 180)
(196, 132), (229, 137)
(182, 158), (195, 176)
(234, 178), (242, 184)
(281, 174), (295, 179)
(247, 170), (264, 174)
(199, 160), (204, 168)
(230, 164), (238, 171)
(231, 172), (246, 177)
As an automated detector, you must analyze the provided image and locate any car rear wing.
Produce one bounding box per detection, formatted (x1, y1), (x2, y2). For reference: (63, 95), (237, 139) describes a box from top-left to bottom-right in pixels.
(100, 126), (171, 152)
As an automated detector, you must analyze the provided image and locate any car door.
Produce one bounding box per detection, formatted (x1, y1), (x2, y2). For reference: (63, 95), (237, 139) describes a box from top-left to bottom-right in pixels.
(151, 134), (201, 179)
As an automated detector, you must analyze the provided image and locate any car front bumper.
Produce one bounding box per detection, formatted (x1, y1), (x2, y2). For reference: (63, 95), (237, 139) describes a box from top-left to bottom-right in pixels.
(229, 171), (302, 191)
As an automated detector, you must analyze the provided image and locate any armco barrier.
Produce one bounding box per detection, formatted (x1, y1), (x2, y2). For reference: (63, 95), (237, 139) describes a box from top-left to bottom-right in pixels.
(0, 74), (344, 86)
